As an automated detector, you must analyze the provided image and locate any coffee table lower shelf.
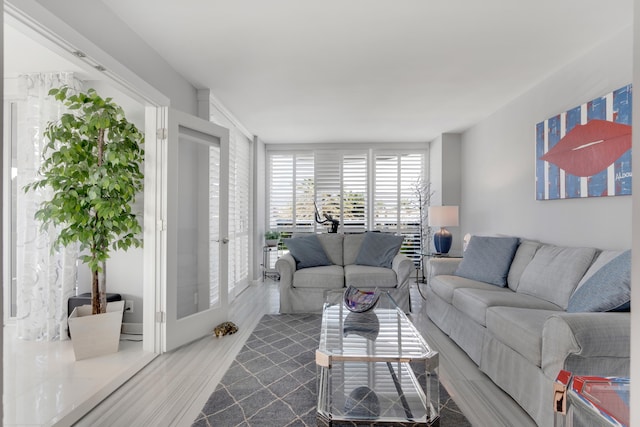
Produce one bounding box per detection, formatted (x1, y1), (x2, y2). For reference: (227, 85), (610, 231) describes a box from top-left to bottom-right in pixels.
(316, 360), (439, 427)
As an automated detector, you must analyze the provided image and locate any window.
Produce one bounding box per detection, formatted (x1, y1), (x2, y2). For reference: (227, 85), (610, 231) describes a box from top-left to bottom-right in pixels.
(266, 147), (427, 263)
(373, 152), (424, 262)
(268, 153), (315, 232)
(228, 130), (251, 296)
(315, 152), (368, 233)
(210, 108), (252, 297)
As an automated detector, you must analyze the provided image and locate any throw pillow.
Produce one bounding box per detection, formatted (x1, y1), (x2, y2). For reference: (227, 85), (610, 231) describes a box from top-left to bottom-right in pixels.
(454, 236), (520, 287)
(284, 234), (332, 269)
(354, 232), (404, 268)
(567, 250), (631, 312)
(517, 245), (597, 309)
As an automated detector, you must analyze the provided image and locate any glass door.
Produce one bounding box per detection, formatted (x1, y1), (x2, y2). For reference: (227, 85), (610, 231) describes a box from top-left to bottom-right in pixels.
(162, 109), (229, 352)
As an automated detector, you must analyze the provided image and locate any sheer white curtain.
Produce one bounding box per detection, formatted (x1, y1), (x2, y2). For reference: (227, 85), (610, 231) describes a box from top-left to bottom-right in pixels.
(15, 73), (82, 341)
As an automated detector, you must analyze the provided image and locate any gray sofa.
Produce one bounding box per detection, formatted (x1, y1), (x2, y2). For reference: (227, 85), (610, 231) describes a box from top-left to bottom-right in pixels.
(426, 237), (631, 426)
(276, 233), (414, 313)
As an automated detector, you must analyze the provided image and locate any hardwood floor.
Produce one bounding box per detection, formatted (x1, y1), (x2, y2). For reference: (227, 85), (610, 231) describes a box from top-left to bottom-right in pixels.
(74, 281), (278, 426)
(75, 281), (537, 426)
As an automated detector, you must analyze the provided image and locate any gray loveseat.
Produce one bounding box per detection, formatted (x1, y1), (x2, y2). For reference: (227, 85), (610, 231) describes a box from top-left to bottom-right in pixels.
(425, 236), (631, 426)
(276, 232), (414, 313)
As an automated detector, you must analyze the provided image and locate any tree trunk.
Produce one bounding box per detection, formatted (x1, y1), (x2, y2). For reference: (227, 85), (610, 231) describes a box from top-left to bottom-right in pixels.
(91, 268), (100, 315)
(93, 128), (107, 314)
(99, 261), (107, 314)
(91, 263), (108, 314)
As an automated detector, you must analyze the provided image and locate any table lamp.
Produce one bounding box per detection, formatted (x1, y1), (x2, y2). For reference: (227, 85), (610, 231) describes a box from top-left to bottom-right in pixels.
(428, 206), (459, 254)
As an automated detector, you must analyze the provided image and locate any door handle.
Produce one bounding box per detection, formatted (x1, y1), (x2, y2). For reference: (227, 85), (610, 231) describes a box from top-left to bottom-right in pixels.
(216, 237), (230, 244)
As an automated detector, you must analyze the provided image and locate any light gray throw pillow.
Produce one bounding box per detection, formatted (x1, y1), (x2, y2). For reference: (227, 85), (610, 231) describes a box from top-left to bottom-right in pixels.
(567, 250), (631, 312)
(284, 234), (332, 269)
(454, 236), (520, 287)
(354, 232), (404, 268)
(517, 245), (597, 309)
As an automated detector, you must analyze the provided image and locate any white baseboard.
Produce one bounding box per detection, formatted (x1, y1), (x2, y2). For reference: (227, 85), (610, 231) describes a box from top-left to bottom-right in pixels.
(121, 322), (143, 335)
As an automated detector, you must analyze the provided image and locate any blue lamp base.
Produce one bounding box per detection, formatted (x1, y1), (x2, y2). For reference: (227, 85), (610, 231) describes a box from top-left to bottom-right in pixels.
(433, 228), (452, 254)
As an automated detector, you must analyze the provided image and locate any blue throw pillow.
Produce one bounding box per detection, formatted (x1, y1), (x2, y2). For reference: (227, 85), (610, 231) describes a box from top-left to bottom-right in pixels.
(355, 232), (404, 268)
(454, 236), (520, 287)
(567, 250), (631, 313)
(284, 235), (332, 269)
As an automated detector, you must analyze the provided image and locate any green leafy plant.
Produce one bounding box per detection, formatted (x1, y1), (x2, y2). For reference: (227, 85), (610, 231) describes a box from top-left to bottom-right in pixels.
(24, 86), (144, 315)
(265, 230), (281, 240)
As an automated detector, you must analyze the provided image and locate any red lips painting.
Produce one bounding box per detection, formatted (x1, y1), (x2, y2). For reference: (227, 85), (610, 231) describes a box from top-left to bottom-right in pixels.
(535, 84), (632, 200)
(539, 119), (631, 177)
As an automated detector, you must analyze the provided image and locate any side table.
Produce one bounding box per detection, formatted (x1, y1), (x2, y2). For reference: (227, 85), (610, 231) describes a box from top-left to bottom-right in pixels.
(262, 245), (280, 280)
(554, 370), (629, 427)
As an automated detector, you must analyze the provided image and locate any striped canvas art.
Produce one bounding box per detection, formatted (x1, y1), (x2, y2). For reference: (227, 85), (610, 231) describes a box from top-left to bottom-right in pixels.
(535, 84), (632, 200)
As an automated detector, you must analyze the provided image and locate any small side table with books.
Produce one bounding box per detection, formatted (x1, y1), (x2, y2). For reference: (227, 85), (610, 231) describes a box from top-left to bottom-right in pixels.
(554, 370), (629, 427)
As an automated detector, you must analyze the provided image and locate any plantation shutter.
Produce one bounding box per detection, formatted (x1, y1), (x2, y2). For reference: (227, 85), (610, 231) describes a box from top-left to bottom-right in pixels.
(268, 154), (294, 230)
(373, 152), (425, 263)
(267, 147), (425, 262)
(315, 152), (342, 224)
(268, 152), (315, 233)
(314, 151), (368, 233)
(373, 154), (399, 231)
(295, 155), (316, 231)
(209, 106), (251, 299)
(228, 131), (251, 296)
(342, 153), (368, 232)
(398, 153), (424, 260)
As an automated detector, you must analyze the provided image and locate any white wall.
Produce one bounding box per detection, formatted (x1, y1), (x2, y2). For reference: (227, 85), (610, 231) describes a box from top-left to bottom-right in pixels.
(429, 133), (462, 252)
(461, 26), (633, 250)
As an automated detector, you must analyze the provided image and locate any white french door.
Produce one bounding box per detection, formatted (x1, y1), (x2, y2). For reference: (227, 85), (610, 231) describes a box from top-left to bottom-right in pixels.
(160, 108), (229, 352)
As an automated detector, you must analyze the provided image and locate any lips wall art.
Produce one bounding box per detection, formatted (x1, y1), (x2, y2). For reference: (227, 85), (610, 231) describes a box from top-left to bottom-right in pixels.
(535, 84), (632, 200)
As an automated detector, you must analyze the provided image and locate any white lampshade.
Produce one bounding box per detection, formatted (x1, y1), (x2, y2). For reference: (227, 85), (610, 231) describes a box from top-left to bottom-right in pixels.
(428, 206), (459, 227)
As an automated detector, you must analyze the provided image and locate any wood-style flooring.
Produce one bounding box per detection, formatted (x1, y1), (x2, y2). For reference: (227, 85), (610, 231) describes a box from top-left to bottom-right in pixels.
(75, 281), (537, 426)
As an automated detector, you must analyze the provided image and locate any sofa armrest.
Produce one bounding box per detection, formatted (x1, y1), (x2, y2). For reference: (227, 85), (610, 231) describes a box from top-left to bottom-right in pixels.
(542, 312), (630, 379)
(392, 253), (415, 289)
(428, 258), (462, 278)
(275, 253), (296, 290)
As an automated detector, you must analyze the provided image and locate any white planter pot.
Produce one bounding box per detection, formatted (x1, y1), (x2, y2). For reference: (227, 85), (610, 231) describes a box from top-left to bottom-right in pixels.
(68, 300), (125, 361)
(265, 239), (279, 247)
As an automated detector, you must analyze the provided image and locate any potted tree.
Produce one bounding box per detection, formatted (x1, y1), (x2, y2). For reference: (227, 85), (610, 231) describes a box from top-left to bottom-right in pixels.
(265, 230), (281, 247)
(24, 86), (144, 360)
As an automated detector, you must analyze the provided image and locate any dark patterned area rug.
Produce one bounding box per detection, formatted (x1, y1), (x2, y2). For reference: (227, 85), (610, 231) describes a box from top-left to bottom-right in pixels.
(193, 314), (470, 427)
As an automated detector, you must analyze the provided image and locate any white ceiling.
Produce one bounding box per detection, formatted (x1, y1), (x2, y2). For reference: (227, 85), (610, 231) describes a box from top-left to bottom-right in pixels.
(19, 1), (636, 144)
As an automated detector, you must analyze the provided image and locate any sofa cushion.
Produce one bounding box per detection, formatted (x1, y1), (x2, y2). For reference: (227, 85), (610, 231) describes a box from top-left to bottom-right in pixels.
(354, 232), (404, 268)
(452, 287), (561, 327)
(507, 240), (541, 291)
(284, 234), (332, 269)
(292, 265), (345, 289)
(316, 233), (344, 266)
(517, 245), (597, 309)
(344, 233), (367, 265)
(430, 275), (506, 304)
(567, 250), (631, 313)
(454, 236), (520, 287)
(344, 264), (397, 288)
(486, 307), (559, 367)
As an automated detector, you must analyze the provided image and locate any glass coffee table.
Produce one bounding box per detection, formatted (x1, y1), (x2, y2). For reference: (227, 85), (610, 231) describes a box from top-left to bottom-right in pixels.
(316, 290), (440, 426)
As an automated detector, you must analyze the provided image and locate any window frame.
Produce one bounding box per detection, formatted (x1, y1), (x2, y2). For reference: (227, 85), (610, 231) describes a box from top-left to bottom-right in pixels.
(266, 144), (428, 264)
